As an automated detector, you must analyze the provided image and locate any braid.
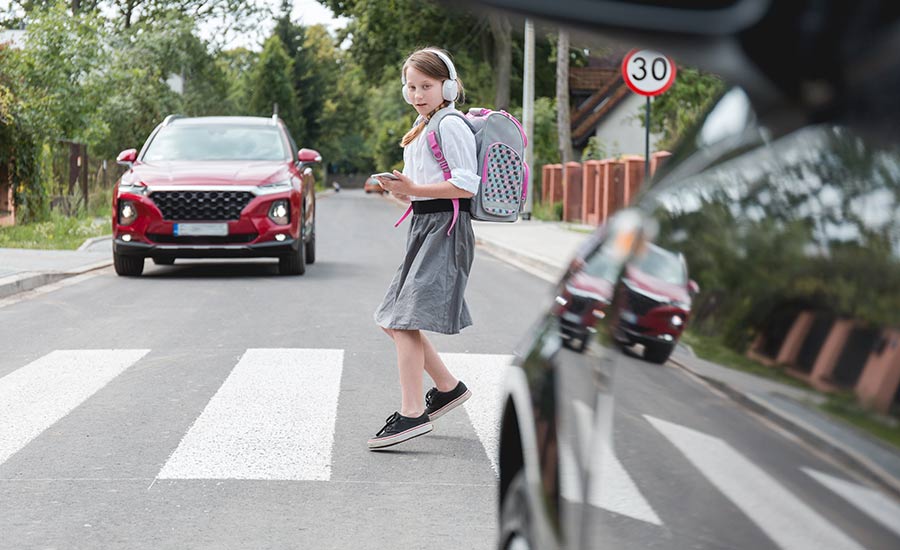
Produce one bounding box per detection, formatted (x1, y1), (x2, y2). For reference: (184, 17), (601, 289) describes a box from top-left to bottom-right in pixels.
(400, 101), (448, 147)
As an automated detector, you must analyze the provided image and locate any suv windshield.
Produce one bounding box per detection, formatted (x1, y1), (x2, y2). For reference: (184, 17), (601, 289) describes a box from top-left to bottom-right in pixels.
(631, 246), (686, 286)
(142, 125), (288, 162)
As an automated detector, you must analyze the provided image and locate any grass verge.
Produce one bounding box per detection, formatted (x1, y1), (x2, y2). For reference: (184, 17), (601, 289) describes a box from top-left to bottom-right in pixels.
(0, 212), (109, 250)
(820, 394), (900, 451)
(680, 331), (808, 388)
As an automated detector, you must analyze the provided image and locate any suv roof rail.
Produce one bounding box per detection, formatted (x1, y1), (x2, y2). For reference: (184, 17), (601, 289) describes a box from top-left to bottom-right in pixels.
(163, 114), (185, 126)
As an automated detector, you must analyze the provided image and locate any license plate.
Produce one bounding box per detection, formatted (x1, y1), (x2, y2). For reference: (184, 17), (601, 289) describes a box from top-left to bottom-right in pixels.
(173, 223), (228, 236)
(621, 311), (638, 324)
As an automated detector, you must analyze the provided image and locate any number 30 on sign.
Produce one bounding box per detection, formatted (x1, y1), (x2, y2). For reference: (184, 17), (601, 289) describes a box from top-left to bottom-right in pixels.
(621, 49), (676, 96)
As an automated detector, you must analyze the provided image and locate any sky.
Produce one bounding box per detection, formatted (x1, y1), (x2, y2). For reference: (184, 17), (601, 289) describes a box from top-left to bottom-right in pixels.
(204, 0), (349, 51)
(1, 0), (348, 51)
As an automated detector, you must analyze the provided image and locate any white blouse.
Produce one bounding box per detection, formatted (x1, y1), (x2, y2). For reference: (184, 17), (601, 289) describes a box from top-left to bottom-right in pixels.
(402, 112), (479, 201)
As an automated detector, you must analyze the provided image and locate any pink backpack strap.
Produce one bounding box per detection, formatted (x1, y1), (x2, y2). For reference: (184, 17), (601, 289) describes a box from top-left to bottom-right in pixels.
(426, 130), (459, 236)
(393, 204), (413, 227)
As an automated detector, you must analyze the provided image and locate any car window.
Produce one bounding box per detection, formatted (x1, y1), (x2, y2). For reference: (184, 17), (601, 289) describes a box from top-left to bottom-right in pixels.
(143, 125), (289, 162)
(630, 245), (686, 286)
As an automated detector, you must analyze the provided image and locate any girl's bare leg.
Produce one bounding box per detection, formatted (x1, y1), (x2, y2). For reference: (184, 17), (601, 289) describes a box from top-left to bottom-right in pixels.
(383, 327), (457, 392)
(391, 329), (426, 417)
(421, 333), (459, 392)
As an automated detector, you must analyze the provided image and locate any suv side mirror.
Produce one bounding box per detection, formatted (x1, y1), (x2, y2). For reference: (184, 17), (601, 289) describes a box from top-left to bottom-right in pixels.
(117, 148), (137, 168)
(298, 148), (322, 165)
(689, 280), (700, 295)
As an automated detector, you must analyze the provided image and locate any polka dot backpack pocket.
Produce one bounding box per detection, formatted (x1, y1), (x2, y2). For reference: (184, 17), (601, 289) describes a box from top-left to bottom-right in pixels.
(425, 108), (529, 224)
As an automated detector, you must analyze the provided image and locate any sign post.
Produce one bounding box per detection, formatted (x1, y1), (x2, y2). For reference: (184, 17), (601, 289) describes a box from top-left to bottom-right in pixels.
(621, 49), (676, 179)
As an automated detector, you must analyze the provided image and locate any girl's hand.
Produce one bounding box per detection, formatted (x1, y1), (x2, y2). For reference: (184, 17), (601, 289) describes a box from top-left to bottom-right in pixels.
(377, 170), (417, 196)
(392, 192), (411, 203)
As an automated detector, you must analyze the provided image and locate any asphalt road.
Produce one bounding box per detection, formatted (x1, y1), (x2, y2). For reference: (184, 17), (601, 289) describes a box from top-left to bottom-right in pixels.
(1, 190), (898, 549)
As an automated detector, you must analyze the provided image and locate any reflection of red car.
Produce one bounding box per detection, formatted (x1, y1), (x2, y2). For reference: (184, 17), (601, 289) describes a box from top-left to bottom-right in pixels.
(554, 254), (617, 352)
(614, 243), (698, 363)
(364, 177), (384, 194)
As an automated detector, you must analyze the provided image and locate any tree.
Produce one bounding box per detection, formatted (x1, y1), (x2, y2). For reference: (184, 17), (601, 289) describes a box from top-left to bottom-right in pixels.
(645, 66), (724, 149)
(248, 35), (302, 139)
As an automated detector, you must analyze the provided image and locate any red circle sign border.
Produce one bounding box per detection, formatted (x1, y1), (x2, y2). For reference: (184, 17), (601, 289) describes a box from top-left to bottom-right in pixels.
(621, 49), (677, 97)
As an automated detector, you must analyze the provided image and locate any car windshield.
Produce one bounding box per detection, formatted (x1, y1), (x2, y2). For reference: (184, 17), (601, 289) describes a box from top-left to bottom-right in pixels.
(631, 246), (686, 286)
(142, 125), (288, 162)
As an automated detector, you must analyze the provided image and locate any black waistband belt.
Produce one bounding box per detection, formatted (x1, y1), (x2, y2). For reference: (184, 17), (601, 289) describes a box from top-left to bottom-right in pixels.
(412, 198), (471, 215)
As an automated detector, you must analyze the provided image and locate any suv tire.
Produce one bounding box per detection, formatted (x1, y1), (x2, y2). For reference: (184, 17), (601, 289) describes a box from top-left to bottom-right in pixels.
(279, 216), (306, 276)
(498, 470), (535, 550)
(644, 342), (674, 364)
(114, 253), (144, 277)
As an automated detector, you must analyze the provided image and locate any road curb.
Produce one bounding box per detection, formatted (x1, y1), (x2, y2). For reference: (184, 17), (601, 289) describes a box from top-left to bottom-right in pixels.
(474, 235), (562, 283)
(77, 234), (112, 251)
(0, 259), (112, 300)
(669, 356), (900, 500)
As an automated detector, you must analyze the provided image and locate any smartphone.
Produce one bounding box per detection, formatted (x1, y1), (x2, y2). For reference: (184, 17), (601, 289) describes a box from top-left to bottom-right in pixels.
(371, 172), (399, 180)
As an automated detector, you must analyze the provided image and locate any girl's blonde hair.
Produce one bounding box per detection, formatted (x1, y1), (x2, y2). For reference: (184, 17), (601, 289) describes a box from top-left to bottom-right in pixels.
(400, 48), (465, 147)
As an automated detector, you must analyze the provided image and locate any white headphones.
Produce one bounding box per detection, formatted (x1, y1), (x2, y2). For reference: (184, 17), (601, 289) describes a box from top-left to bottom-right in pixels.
(401, 49), (459, 105)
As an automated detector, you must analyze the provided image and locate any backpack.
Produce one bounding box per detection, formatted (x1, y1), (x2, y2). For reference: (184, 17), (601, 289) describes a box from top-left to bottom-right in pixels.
(394, 107), (529, 235)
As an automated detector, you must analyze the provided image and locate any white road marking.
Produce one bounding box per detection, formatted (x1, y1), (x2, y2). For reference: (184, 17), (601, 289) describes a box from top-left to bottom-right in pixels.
(0, 349), (149, 466)
(804, 467), (900, 539)
(646, 415), (863, 550)
(590, 441), (662, 525)
(438, 353), (513, 474)
(157, 348), (343, 481)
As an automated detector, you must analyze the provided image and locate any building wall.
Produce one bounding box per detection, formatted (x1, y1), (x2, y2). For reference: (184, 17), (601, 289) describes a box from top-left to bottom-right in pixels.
(593, 94), (664, 156)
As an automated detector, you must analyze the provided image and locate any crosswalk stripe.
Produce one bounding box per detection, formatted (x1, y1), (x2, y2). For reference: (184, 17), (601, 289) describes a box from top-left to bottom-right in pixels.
(590, 441), (662, 525)
(438, 353), (513, 474)
(803, 467), (900, 539)
(646, 415), (863, 550)
(157, 348), (343, 481)
(0, 349), (150, 466)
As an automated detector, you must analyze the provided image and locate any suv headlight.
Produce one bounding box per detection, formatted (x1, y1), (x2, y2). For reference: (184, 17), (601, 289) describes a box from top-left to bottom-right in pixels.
(257, 180), (292, 195)
(118, 200), (138, 225)
(268, 199), (290, 225)
(118, 182), (148, 196)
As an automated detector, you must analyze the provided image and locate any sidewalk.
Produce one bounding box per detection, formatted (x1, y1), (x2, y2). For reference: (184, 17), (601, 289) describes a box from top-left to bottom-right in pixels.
(2, 199), (899, 499)
(0, 236), (113, 299)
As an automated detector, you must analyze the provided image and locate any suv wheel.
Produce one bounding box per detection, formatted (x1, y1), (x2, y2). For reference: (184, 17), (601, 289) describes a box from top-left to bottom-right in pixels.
(279, 215), (306, 276)
(644, 341), (674, 364)
(114, 252), (144, 277)
(499, 471), (535, 550)
(305, 223), (316, 264)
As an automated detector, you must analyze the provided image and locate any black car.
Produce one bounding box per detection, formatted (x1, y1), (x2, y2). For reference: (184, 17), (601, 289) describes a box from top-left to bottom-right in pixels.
(470, 1), (900, 549)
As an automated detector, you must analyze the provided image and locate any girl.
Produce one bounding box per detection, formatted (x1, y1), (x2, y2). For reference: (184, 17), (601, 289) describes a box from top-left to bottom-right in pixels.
(368, 48), (477, 449)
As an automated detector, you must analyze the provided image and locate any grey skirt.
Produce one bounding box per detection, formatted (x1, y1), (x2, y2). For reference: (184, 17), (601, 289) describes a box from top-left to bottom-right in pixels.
(374, 210), (475, 334)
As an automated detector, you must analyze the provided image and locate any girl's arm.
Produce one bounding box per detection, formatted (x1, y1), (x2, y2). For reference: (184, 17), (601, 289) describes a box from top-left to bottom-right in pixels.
(378, 172), (474, 199)
(377, 117), (479, 199)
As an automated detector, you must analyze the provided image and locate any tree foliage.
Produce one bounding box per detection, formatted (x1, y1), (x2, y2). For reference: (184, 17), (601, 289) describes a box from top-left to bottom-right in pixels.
(645, 66), (725, 150)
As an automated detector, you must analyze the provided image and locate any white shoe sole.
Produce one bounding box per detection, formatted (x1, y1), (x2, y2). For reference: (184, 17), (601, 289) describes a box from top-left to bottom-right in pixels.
(367, 422), (434, 449)
(427, 389), (472, 421)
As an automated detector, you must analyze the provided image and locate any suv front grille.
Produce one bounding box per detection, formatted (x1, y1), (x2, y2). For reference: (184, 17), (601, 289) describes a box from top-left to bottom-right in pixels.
(150, 190), (254, 221)
(626, 287), (662, 316)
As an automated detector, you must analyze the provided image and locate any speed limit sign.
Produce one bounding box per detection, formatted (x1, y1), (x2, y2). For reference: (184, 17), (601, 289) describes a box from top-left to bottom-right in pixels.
(621, 49), (676, 96)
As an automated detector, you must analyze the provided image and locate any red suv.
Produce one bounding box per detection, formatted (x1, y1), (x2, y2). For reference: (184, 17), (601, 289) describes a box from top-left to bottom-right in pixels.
(614, 242), (698, 363)
(111, 115), (320, 276)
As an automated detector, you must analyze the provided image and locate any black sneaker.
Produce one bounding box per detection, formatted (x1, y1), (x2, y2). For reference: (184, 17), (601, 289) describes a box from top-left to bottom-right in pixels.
(367, 412), (433, 449)
(424, 381), (472, 420)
